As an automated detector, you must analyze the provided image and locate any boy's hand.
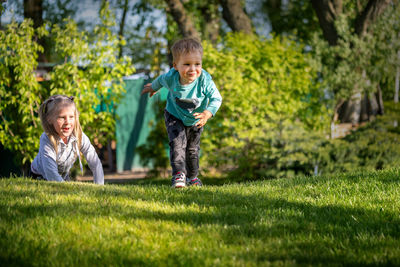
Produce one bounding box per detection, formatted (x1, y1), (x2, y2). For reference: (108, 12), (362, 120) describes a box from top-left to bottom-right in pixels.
(141, 83), (157, 97)
(194, 110), (213, 128)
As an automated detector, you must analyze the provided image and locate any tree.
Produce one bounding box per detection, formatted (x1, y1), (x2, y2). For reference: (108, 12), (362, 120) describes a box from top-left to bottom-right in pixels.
(201, 33), (328, 178)
(250, 0), (397, 125)
(198, 0), (221, 43)
(21, 0), (78, 62)
(164, 0), (253, 40)
(367, 2), (400, 103)
(220, 0), (253, 34)
(108, 0), (254, 73)
(246, 0), (320, 41)
(0, 20), (46, 171)
(23, 0), (48, 62)
(310, 0), (391, 124)
(117, 0), (129, 59)
(0, 3), (134, 172)
(23, 0), (43, 28)
(164, 0), (200, 39)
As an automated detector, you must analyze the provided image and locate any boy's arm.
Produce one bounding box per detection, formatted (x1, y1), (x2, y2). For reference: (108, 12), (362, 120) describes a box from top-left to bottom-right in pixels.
(151, 74), (165, 91)
(205, 80), (222, 116)
(141, 83), (157, 97)
(194, 110), (213, 128)
(194, 80), (222, 128)
(141, 71), (170, 97)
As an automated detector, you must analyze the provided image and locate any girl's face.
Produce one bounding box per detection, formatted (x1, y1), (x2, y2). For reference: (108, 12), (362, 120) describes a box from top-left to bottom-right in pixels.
(173, 51), (202, 85)
(52, 105), (75, 143)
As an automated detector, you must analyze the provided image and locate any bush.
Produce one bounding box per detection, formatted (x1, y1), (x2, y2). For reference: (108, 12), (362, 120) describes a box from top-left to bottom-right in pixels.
(0, 20), (48, 168)
(201, 33), (329, 178)
(132, 33), (400, 179)
(136, 101), (169, 177)
(319, 103), (400, 174)
(0, 4), (134, 170)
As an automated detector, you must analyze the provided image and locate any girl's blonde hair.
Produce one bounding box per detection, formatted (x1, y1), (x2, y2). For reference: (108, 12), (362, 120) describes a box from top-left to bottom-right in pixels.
(39, 95), (82, 155)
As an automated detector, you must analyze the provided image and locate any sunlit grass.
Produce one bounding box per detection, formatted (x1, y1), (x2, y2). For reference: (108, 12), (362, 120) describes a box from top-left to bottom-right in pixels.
(1, 168), (399, 266)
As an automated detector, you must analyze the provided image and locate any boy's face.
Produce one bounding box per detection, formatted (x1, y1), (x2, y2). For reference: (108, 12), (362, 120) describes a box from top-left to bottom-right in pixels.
(173, 51), (202, 85)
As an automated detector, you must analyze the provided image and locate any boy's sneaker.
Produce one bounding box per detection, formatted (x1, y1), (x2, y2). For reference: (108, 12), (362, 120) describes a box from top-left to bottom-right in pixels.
(171, 172), (186, 188)
(187, 177), (203, 187)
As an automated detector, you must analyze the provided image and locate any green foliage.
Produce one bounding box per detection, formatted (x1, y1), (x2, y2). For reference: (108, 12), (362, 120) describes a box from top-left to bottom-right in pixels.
(319, 102), (400, 174)
(0, 2), (5, 15)
(310, 4), (400, 104)
(201, 32), (329, 178)
(0, 20), (48, 165)
(368, 3), (400, 101)
(0, 3), (134, 168)
(50, 3), (135, 144)
(120, 0), (170, 73)
(227, 121), (329, 178)
(252, 0), (320, 41)
(1, 168), (400, 265)
(179, 0), (221, 39)
(311, 17), (374, 102)
(119, 0), (226, 71)
(136, 101), (169, 177)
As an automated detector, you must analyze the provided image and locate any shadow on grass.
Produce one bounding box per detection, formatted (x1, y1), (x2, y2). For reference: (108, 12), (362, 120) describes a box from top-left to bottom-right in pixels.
(1, 173), (400, 265)
(106, 175), (235, 186)
(105, 167), (400, 187)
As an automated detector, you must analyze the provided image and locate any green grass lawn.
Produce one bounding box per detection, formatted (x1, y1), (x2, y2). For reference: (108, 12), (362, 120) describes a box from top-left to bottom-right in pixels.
(1, 169), (399, 266)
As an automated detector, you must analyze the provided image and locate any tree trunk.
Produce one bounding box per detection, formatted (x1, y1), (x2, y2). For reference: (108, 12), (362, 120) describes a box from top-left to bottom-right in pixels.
(337, 92), (362, 124)
(337, 69), (384, 124)
(310, 0), (342, 46)
(355, 0), (391, 36)
(118, 0), (129, 59)
(337, 91), (383, 124)
(395, 50), (400, 103)
(203, 15), (220, 43)
(24, 0), (47, 62)
(376, 83), (384, 115)
(24, 0), (43, 28)
(311, 0), (390, 124)
(200, 3), (221, 43)
(220, 0), (253, 34)
(164, 0), (200, 40)
(107, 139), (114, 172)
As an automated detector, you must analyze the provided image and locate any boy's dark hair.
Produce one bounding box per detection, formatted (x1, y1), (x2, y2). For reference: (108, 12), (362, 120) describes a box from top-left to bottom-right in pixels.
(171, 38), (203, 62)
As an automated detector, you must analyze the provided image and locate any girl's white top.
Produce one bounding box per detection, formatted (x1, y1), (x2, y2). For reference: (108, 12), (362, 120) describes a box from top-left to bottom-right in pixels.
(31, 132), (104, 185)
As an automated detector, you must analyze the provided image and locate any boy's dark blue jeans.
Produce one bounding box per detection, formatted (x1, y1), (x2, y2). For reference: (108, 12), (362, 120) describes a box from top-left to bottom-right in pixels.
(164, 110), (203, 179)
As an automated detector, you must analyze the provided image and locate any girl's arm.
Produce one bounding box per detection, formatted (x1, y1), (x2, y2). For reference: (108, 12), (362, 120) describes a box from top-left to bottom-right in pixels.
(80, 132), (104, 185)
(40, 137), (64, 182)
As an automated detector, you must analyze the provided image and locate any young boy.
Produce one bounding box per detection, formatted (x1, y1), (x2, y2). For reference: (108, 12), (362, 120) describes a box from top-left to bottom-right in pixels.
(141, 38), (222, 188)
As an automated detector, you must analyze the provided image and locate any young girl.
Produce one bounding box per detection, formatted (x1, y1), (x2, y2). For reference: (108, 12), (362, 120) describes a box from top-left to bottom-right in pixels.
(30, 95), (104, 184)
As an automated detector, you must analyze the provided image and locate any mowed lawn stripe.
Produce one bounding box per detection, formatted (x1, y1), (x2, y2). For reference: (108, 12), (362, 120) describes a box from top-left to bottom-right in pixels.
(0, 168), (399, 266)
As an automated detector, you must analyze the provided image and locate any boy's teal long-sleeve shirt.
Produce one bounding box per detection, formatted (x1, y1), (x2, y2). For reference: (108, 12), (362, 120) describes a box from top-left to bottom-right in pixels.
(151, 68), (222, 126)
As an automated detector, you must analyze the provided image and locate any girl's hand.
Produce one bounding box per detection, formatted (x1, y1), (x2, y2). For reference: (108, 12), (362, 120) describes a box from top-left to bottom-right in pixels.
(194, 110), (213, 128)
(141, 83), (157, 97)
